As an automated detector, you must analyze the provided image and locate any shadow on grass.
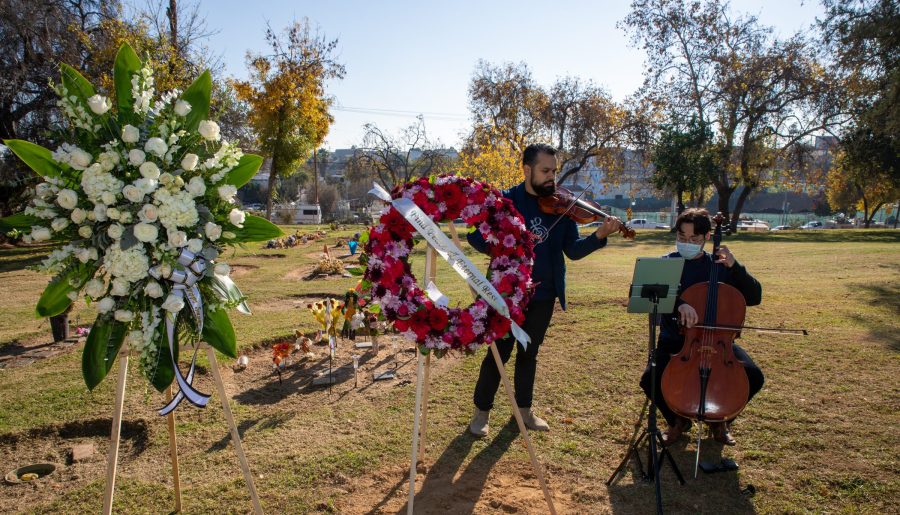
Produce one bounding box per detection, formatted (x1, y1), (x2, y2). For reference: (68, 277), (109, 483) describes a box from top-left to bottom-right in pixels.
(628, 229), (900, 245)
(0, 243), (51, 273)
(206, 412), (295, 452)
(850, 281), (900, 352)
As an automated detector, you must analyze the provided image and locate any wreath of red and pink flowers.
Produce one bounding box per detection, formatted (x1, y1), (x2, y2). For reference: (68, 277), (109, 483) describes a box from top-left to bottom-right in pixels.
(363, 175), (535, 354)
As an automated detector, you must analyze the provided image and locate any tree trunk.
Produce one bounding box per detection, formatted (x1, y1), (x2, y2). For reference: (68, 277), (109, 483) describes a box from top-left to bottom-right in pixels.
(715, 184), (734, 230)
(731, 185), (755, 232)
(266, 150), (279, 221)
(894, 200), (899, 229)
(167, 0), (178, 77)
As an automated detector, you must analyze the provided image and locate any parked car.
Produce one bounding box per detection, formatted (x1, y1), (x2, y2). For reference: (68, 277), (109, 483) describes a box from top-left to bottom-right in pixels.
(736, 219), (770, 232)
(799, 221), (825, 230)
(626, 218), (671, 230)
(771, 225), (792, 231)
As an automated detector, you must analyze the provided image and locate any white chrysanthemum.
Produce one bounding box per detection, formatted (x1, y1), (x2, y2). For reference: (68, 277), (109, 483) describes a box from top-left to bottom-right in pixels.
(57, 189), (78, 210)
(103, 245), (150, 282)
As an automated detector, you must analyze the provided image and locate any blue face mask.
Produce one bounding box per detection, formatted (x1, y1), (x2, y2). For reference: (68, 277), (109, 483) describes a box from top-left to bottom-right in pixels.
(676, 241), (704, 259)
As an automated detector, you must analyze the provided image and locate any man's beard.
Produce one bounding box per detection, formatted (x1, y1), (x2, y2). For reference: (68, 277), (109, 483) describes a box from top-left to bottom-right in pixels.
(531, 178), (556, 197)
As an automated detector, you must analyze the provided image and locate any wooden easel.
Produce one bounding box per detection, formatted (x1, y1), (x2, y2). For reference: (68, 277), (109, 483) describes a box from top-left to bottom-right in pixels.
(407, 224), (557, 515)
(101, 344), (263, 514)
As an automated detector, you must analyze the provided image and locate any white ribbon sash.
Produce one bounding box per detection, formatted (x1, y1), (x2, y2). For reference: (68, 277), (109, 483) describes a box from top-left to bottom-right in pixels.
(369, 183), (530, 350)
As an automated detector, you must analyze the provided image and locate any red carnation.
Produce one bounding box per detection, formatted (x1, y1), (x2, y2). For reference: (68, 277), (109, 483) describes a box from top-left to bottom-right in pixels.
(428, 308), (449, 331)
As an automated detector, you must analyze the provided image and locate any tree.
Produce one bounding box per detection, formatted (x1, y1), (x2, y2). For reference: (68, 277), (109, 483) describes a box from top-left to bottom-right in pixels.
(827, 125), (899, 227)
(453, 139), (521, 190)
(649, 116), (716, 213)
(622, 0), (844, 230)
(344, 115), (453, 190)
(233, 19), (345, 220)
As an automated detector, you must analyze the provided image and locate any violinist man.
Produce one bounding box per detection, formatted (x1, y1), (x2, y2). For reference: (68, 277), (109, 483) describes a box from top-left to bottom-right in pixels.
(467, 143), (622, 437)
(640, 208), (764, 446)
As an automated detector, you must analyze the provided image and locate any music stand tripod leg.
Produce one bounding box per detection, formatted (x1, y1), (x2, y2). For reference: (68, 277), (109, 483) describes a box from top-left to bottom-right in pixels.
(606, 397), (649, 485)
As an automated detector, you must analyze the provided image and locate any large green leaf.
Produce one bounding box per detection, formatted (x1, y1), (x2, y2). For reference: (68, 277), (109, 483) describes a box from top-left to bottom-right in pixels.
(229, 214), (283, 243)
(36, 263), (95, 317)
(59, 63), (96, 108)
(82, 318), (127, 390)
(202, 307), (237, 358)
(0, 213), (42, 233)
(148, 329), (176, 392)
(225, 154), (263, 189)
(180, 70), (211, 132)
(113, 43), (142, 126)
(210, 273), (251, 314)
(3, 140), (63, 178)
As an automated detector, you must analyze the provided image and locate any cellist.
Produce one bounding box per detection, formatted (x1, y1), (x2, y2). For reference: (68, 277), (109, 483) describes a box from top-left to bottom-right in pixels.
(640, 208), (764, 446)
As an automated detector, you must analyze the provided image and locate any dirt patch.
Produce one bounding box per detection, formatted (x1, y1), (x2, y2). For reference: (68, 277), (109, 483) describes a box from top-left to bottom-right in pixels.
(0, 336), (85, 370)
(245, 253), (287, 259)
(229, 264), (260, 277)
(284, 266), (352, 281)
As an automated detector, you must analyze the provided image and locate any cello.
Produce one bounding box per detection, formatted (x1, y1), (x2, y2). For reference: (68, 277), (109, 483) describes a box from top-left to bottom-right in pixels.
(660, 213), (749, 475)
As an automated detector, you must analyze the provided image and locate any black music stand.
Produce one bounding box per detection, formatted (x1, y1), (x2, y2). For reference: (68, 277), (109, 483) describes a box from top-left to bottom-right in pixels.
(607, 258), (686, 515)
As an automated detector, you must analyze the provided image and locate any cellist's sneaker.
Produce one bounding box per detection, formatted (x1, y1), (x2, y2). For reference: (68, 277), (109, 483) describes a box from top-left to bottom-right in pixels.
(710, 422), (736, 446)
(661, 417), (690, 445)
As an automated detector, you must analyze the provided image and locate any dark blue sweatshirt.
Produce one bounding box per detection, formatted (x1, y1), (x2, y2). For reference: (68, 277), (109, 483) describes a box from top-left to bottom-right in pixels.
(467, 182), (608, 310)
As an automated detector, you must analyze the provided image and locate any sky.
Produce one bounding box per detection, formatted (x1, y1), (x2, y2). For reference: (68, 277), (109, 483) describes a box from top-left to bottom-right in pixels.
(197, 0), (827, 150)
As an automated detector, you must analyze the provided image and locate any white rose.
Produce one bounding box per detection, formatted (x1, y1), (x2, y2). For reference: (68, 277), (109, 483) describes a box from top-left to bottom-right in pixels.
(122, 124), (140, 143)
(133, 222), (158, 243)
(174, 99), (192, 117)
(57, 189), (78, 210)
(51, 218), (69, 232)
(107, 223), (124, 240)
(218, 184), (237, 202)
(70, 148), (92, 170)
(144, 137), (168, 158)
(123, 185), (144, 203)
(138, 204), (158, 222)
(71, 208), (87, 224)
(198, 120), (221, 141)
(158, 262), (172, 278)
(114, 309), (134, 322)
(161, 294), (185, 313)
(78, 225), (93, 238)
(139, 161), (160, 180)
(93, 204), (108, 222)
(228, 208), (246, 228)
(87, 94), (111, 115)
(168, 230), (188, 248)
(135, 178), (158, 195)
(111, 278), (130, 296)
(204, 222), (222, 241)
(186, 176), (206, 197)
(180, 153), (199, 171)
(101, 192), (116, 206)
(31, 227), (51, 241)
(128, 149), (146, 166)
(187, 238), (203, 253)
(106, 207), (120, 220)
(85, 279), (105, 298)
(159, 172), (174, 185)
(214, 263), (231, 276)
(97, 297), (116, 313)
(144, 281), (164, 298)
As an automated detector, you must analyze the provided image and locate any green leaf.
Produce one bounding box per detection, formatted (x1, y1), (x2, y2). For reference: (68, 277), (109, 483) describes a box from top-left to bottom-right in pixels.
(113, 43), (143, 126)
(358, 231), (370, 244)
(82, 318), (127, 390)
(36, 263), (95, 317)
(59, 63), (96, 109)
(202, 307), (237, 358)
(0, 213), (42, 232)
(3, 140), (63, 178)
(180, 70), (212, 132)
(229, 214), (283, 243)
(148, 330), (176, 392)
(225, 154), (263, 189)
(210, 273), (251, 314)
(347, 267), (364, 276)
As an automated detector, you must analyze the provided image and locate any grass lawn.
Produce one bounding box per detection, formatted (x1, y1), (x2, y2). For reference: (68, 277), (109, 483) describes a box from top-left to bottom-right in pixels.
(0, 226), (897, 514)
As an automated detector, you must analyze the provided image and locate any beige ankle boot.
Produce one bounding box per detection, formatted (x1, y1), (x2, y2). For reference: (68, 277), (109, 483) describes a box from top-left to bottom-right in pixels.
(519, 408), (550, 431)
(469, 408), (490, 437)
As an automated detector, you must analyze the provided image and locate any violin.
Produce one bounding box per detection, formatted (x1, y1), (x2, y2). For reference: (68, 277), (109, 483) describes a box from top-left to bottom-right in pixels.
(538, 186), (636, 239)
(661, 213), (749, 426)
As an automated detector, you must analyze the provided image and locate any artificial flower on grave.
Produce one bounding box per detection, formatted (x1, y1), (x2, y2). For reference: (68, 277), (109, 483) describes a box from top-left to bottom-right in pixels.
(0, 43), (283, 401)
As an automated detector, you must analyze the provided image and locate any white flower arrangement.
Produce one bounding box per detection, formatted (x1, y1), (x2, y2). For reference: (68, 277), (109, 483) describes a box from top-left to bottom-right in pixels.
(1, 43), (281, 393)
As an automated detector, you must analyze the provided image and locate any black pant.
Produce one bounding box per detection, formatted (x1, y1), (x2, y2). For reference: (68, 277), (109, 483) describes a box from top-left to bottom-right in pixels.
(473, 299), (555, 411)
(640, 340), (765, 426)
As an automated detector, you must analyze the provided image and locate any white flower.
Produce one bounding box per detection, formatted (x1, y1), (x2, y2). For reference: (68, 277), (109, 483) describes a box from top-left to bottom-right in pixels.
(35, 183), (51, 198)
(92, 204), (108, 222)
(144, 137), (168, 157)
(87, 95), (111, 115)
(214, 263), (231, 276)
(159, 172), (174, 185)
(133, 222), (158, 243)
(128, 149), (146, 166)
(66, 291), (78, 301)
(57, 189), (78, 210)
(186, 176), (206, 197)
(78, 225), (93, 238)
(198, 120), (221, 141)
(106, 207), (120, 220)
(122, 124), (140, 143)
(71, 208), (87, 224)
(162, 294), (185, 313)
(97, 297), (116, 313)
(111, 278), (130, 296)
(123, 185), (144, 203)
(70, 148), (92, 170)
(205, 222), (222, 241)
(187, 238), (203, 253)
(75, 247), (98, 263)
(168, 229), (188, 248)
(51, 218), (69, 232)
(126, 330), (143, 348)
(180, 153), (199, 171)
(104, 245), (149, 282)
(144, 281), (164, 298)
(31, 227), (51, 241)
(174, 100), (192, 116)
(85, 279), (105, 298)
(218, 184), (237, 202)
(107, 223), (124, 240)
(229, 208), (246, 228)
(98, 151), (120, 171)
(222, 231), (236, 239)
(114, 309), (134, 322)
(138, 204), (159, 222)
(101, 192), (116, 205)
(134, 178), (158, 195)
(139, 161), (160, 180)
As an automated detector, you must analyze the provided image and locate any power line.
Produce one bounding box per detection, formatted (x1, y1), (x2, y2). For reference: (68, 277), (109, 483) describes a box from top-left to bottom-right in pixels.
(331, 104), (469, 121)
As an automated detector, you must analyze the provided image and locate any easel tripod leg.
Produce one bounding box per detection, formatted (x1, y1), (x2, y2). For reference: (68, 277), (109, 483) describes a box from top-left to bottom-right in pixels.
(407, 349), (427, 515)
(166, 385), (182, 512)
(102, 352), (129, 515)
